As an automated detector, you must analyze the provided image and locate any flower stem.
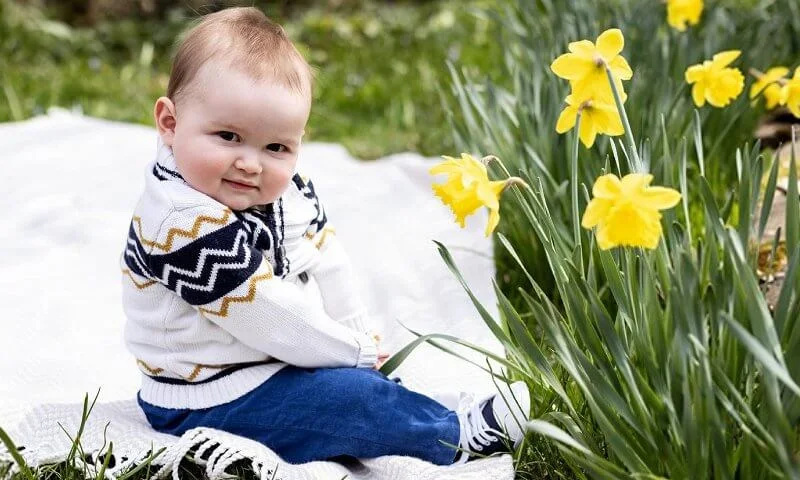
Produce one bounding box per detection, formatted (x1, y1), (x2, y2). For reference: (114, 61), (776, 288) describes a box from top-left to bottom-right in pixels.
(604, 65), (643, 173)
(503, 176), (531, 191)
(572, 111), (584, 273)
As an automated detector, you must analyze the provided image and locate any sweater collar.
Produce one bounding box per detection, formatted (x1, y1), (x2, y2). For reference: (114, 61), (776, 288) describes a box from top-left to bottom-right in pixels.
(152, 137), (186, 184)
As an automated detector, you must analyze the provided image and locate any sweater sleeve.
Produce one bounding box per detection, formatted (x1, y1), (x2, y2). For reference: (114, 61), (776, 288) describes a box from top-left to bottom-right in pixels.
(308, 228), (376, 334)
(141, 205), (378, 369)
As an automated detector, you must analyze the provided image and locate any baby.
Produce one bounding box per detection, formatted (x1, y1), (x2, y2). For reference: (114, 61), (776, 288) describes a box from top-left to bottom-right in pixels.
(120, 6), (529, 466)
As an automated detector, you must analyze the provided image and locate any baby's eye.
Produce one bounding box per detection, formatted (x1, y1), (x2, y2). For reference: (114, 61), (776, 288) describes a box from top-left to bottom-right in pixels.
(266, 143), (287, 153)
(217, 131), (240, 142)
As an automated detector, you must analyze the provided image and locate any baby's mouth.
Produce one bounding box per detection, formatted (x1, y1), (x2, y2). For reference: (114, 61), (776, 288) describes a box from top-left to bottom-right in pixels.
(224, 179), (258, 190)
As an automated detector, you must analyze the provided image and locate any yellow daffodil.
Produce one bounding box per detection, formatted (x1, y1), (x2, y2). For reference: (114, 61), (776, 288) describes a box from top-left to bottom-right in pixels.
(582, 173), (681, 250)
(551, 28), (633, 102)
(781, 67), (800, 117)
(430, 153), (506, 236)
(666, 0), (703, 31)
(556, 94), (624, 148)
(762, 84), (785, 110)
(750, 67), (789, 109)
(685, 50), (745, 107)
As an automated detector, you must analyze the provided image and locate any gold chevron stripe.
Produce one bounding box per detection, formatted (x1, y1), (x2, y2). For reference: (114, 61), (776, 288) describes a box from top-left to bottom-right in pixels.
(185, 363), (235, 382)
(199, 269), (274, 318)
(137, 359), (163, 375)
(138, 359), (237, 381)
(132, 208), (232, 252)
(121, 269), (157, 289)
(314, 227), (336, 249)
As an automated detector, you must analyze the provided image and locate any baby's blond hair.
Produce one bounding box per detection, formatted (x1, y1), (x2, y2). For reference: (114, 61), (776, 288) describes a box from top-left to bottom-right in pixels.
(167, 7), (312, 103)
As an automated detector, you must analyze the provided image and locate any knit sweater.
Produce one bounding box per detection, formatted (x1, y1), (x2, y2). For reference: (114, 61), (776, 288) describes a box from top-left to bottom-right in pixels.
(120, 140), (378, 409)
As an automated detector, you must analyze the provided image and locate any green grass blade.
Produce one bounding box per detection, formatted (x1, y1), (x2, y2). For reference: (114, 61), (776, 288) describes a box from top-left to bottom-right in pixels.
(0, 427), (35, 480)
(433, 240), (520, 354)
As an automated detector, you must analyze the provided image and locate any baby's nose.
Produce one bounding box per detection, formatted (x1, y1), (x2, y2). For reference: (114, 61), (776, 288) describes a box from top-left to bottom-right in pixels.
(234, 155), (262, 174)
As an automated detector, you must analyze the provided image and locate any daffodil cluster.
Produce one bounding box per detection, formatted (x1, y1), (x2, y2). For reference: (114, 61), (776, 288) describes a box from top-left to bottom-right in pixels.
(685, 50), (745, 108)
(550, 29), (632, 147)
(750, 66), (800, 117)
(431, 26), (684, 251)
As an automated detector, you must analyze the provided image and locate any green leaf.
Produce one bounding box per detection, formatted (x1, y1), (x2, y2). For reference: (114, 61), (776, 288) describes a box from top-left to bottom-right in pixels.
(433, 240), (519, 354)
(495, 283), (578, 415)
(721, 313), (800, 397)
(758, 150), (780, 242)
(379, 327), (522, 378)
(786, 130), (800, 259)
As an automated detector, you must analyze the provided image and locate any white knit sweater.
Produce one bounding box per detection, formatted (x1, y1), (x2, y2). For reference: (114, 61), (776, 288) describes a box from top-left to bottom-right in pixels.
(120, 141), (378, 409)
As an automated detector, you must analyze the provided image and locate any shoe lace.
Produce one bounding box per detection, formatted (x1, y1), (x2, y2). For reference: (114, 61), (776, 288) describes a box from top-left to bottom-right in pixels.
(455, 393), (504, 458)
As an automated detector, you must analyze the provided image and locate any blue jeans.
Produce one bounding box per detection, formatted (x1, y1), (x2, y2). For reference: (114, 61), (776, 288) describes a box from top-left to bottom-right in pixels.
(137, 366), (461, 465)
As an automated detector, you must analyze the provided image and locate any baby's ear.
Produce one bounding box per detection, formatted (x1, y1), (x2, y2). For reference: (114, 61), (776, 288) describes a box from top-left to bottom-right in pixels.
(154, 97), (177, 146)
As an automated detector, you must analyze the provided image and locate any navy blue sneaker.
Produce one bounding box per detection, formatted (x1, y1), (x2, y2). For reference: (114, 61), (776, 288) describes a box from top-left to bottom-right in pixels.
(453, 381), (530, 464)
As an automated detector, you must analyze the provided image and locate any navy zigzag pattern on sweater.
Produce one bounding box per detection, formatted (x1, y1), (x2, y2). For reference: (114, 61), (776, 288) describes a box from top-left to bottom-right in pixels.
(124, 221), (263, 306)
(152, 162), (185, 182)
(291, 174), (327, 234)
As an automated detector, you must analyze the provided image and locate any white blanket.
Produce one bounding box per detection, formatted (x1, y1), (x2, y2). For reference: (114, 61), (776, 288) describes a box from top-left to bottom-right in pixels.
(0, 111), (513, 479)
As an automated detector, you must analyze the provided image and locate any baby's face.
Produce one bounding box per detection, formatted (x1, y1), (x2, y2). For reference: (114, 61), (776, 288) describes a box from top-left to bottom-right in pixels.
(167, 63), (311, 211)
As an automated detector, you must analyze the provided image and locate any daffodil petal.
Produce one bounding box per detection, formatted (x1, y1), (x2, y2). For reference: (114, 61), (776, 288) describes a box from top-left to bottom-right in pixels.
(752, 68), (790, 99)
(766, 67), (790, 80)
(750, 81), (766, 99)
(765, 84), (783, 109)
(685, 65), (705, 84)
(485, 207), (500, 237)
(595, 224), (615, 250)
(640, 187), (682, 210)
(567, 40), (596, 55)
(621, 173), (653, 191)
(592, 174), (622, 198)
(430, 163), (462, 176)
(475, 183), (501, 210)
(711, 50), (741, 69)
(692, 82), (706, 107)
(609, 56), (633, 81)
(556, 105), (578, 133)
(579, 114), (598, 148)
(581, 198), (611, 228)
(593, 104), (624, 136)
(551, 53), (594, 80)
(568, 78), (604, 103)
(596, 28), (624, 60)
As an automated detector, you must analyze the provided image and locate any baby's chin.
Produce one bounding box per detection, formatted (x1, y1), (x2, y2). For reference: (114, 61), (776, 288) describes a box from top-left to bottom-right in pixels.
(215, 193), (282, 211)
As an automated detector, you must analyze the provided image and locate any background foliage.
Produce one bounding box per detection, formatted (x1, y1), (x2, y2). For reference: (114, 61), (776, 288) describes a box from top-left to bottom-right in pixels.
(0, 0), (502, 159)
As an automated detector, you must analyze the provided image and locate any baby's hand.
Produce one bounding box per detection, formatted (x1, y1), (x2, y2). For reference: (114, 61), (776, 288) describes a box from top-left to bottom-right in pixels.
(370, 332), (390, 370)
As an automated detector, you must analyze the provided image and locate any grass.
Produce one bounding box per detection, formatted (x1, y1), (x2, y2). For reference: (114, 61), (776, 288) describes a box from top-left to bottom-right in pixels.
(0, 0), (503, 159)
